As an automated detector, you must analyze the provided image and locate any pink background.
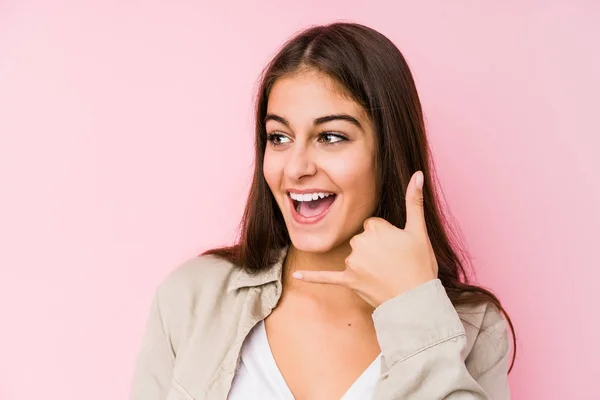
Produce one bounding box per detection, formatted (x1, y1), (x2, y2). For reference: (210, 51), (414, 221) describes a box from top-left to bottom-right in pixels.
(1, 1), (599, 399)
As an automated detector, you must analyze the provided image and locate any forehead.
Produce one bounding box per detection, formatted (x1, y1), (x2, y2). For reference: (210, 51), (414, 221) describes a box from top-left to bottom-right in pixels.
(267, 70), (369, 123)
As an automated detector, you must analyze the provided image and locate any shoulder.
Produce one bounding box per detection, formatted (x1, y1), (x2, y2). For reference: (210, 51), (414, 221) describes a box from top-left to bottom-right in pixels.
(155, 253), (240, 311)
(152, 253), (242, 331)
(157, 253), (238, 296)
(456, 300), (508, 337)
(150, 253), (245, 351)
(456, 300), (512, 377)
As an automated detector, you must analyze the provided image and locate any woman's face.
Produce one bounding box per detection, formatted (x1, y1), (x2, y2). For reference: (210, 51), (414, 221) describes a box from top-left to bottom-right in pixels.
(263, 70), (378, 253)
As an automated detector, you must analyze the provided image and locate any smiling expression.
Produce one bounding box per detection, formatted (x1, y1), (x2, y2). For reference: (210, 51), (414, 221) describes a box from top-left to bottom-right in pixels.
(263, 70), (379, 253)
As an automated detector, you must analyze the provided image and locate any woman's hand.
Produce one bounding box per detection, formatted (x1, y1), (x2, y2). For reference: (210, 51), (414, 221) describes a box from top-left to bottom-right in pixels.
(292, 171), (439, 308)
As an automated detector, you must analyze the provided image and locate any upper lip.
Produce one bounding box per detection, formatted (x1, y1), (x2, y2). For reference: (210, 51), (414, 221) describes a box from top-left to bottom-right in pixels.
(287, 188), (336, 195)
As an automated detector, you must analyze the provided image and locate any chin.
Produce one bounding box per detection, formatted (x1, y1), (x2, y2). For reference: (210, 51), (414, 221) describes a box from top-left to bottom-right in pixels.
(288, 231), (344, 254)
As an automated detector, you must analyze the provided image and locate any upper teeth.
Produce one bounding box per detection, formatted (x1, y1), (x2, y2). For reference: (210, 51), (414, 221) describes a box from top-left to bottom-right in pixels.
(290, 192), (334, 202)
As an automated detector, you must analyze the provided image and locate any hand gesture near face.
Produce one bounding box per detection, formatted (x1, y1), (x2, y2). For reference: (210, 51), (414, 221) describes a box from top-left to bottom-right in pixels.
(293, 171), (438, 308)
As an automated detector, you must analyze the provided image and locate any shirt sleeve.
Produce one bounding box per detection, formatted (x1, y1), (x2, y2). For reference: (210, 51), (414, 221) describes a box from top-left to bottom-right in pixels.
(129, 288), (176, 400)
(371, 279), (511, 399)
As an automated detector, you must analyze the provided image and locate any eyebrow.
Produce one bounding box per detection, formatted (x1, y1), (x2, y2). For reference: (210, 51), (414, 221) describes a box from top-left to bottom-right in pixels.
(264, 113), (363, 130)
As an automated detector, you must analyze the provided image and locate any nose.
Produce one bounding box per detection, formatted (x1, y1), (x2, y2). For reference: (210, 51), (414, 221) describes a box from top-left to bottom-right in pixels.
(283, 142), (317, 180)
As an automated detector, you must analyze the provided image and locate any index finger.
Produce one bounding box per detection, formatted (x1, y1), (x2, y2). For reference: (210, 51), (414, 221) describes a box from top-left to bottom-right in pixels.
(292, 270), (350, 287)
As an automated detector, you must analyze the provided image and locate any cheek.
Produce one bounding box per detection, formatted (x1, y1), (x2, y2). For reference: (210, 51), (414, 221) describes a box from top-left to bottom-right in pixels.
(262, 150), (283, 190)
(325, 154), (377, 199)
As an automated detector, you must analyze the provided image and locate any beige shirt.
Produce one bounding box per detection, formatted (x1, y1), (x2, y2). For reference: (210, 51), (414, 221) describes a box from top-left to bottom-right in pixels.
(130, 247), (511, 400)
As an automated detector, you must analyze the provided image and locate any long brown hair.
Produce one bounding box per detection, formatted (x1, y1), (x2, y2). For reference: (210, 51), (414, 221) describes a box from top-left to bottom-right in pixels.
(203, 22), (515, 372)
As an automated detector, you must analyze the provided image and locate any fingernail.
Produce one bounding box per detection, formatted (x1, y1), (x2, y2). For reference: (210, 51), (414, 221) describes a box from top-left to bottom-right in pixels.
(416, 171), (424, 189)
(292, 271), (303, 279)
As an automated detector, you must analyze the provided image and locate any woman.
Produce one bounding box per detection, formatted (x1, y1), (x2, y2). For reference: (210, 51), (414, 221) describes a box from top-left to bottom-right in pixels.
(130, 22), (515, 400)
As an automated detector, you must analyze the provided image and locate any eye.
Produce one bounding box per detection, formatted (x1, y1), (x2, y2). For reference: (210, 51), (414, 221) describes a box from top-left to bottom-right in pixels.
(266, 133), (292, 146)
(318, 132), (347, 145)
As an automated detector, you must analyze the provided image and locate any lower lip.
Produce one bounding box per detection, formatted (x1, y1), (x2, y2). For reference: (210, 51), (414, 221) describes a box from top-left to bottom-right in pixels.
(288, 194), (336, 225)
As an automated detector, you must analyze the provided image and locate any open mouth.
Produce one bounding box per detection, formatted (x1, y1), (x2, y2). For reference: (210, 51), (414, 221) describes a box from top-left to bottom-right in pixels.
(288, 191), (337, 222)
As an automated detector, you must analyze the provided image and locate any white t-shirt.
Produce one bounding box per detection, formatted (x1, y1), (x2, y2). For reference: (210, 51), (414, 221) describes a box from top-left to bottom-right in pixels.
(228, 320), (382, 399)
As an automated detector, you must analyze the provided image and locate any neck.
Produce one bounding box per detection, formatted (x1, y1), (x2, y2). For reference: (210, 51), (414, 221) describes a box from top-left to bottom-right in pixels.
(281, 242), (372, 312)
(285, 242), (352, 275)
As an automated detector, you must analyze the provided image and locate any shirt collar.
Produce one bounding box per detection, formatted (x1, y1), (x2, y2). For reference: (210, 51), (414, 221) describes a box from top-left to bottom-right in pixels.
(227, 246), (289, 291)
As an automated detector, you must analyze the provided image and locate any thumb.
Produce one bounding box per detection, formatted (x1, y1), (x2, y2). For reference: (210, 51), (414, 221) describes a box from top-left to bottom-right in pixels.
(405, 170), (426, 234)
